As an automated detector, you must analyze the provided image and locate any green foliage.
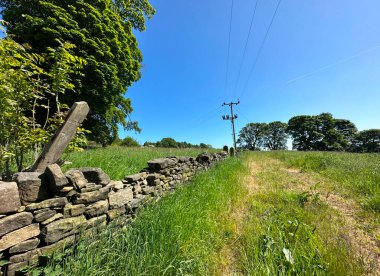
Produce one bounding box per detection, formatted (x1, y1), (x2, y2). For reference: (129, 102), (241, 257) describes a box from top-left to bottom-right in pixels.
(120, 136), (140, 147)
(237, 122), (267, 150)
(263, 121), (288, 150)
(0, 0), (155, 145)
(287, 113), (358, 151)
(0, 33), (87, 177)
(145, 137), (212, 149)
(352, 129), (380, 153)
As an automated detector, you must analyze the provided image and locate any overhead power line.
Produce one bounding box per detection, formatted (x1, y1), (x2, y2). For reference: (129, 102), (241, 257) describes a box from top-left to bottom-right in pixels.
(223, 0), (235, 101)
(232, 0), (260, 99)
(239, 0), (282, 100)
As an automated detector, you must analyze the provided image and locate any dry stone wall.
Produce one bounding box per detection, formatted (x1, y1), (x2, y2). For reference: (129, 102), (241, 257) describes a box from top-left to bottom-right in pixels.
(0, 151), (228, 276)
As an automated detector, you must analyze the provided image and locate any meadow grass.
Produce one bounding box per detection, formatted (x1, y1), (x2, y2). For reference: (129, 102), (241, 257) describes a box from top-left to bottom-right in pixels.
(237, 153), (364, 275)
(62, 146), (219, 180)
(264, 151), (380, 212)
(41, 156), (247, 275)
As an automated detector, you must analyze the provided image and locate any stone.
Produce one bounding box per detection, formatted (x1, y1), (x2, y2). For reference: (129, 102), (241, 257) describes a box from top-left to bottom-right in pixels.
(84, 200), (109, 218)
(65, 169), (87, 190)
(41, 213), (63, 225)
(107, 206), (126, 221)
(6, 261), (28, 276)
(40, 215), (86, 244)
(108, 189), (133, 209)
(63, 203), (85, 218)
(147, 158), (176, 170)
(109, 180), (124, 190)
(85, 215), (107, 229)
(9, 249), (39, 264)
(31, 102), (90, 172)
(142, 186), (156, 196)
(45, 164), (69, 193)
(9, 238), (40, 254)
(34, 209), (57, 223)
(13, 172), (49, 205)
(72, 189), (108, 205)
(26, 197), (68, 211)
(39, 235), (75, 256)
(80, 183), (102, 193)
(0, 182), (21, 215)
(79, 168), (110, 186)
(59, 186), (74, 193)
(124, 173), (144, 183)
(0, 212), (33, 237)
(0, 224), (40, 252)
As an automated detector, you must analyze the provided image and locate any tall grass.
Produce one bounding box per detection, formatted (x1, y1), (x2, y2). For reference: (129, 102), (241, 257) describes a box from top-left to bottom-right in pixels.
(238, 153), (364, 275)
(62, 146), (219, 180)
(266, 151), (380, 211)
(41, 156), (247, 275)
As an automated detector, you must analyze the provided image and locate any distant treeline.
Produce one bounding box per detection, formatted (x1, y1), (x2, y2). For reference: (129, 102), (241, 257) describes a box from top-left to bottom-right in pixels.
(114, 137), (212, 149)
(238, 113), (380, 153)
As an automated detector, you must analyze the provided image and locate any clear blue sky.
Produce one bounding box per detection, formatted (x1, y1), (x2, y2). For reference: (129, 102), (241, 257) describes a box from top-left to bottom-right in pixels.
(3, 1), (380, 148)
(123, 0), (380, 148)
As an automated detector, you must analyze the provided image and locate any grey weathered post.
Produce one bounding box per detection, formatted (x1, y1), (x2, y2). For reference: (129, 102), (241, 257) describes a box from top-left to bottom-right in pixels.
(31, 102), (90, 172)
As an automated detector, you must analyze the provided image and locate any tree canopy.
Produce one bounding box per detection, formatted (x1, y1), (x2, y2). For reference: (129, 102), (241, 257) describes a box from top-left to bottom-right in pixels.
(0, 0), (155, 145)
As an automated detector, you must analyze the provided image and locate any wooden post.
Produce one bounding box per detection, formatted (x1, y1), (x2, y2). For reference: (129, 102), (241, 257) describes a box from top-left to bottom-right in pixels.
(31, 102), (90, 172)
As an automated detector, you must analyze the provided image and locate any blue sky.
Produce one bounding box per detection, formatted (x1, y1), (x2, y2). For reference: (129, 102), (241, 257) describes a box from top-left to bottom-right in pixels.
(123, 0), (380, 148)
(3, 1), (380, 148)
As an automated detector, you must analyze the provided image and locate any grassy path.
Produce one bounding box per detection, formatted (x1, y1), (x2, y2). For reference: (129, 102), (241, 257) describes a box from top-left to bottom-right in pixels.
(40, 152), (378, 275)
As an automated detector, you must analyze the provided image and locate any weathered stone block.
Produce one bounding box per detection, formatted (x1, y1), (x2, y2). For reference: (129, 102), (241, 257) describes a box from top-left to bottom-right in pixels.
(124, 173), (144, 183)
(6, 261), (28, 276)
(107, 206), (126, 221)
(26, 197), (68, 211)
(84, 200), (109, 218)
(63, 203), (85, 217)
(40, 215), (86, 244)
(109, 180), (124, 190)
(72, 189), (108, 205)
(0, 182), (21, 215)
(108, 189), (133, 209)
(80, 183), (102, 193)
(0, 212), (33, 237)
(85, 215), (107, 229)
(65, 169), (87, 190)
(0, 224), (40, 252)
(79, 168), (110, 186)
(45, 164), (69, 194)
(41, 213), (63, 225)
(13, 172), (48, 205)
(34, 209), (56, 222)
(9, 238), (40, 254)
(148, 158), (176, 170)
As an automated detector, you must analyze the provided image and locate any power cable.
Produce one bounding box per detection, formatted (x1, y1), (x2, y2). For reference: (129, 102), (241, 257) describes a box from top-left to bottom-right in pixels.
(239, 0), (282, 100)
(223, 0), (235, 101)
(232, 0), (260, 99)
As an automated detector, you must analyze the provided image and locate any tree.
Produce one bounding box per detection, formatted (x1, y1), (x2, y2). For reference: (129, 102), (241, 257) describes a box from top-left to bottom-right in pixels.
(263, 121), (288, 150)
(287, 116), (322, 151)
(156, 138), (178, 148)
(0, 0), (155, 145)
(237, 123), (267, 151)
(352, 129), (380, 153)
(120, 136), (140, 147)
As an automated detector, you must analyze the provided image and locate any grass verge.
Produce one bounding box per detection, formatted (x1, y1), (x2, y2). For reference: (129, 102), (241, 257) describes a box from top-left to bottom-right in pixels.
(40, 156), (247, 275)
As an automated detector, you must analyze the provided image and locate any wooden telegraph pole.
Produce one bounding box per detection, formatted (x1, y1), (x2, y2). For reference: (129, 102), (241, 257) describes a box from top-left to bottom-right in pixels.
(222, 100), (240, 151)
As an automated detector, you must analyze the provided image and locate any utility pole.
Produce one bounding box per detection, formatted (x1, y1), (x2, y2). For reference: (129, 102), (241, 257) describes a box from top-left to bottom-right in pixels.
(222, 100), (240, 151)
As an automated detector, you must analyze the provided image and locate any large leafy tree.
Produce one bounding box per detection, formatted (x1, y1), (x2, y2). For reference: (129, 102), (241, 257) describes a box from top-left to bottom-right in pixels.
(352, 129), (380, 153)
(237, 123), (267, 151)
(263, 121), (288, 150)
(287, 113), (358, 151)
(0, 0), (155, 145)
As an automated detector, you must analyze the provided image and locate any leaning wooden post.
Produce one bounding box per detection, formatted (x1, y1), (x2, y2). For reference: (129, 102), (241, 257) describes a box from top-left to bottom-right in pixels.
(31, 101), (90, 172)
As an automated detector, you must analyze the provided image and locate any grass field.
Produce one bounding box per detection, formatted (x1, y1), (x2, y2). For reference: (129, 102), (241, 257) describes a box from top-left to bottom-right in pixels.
(62, 146), (220, 180)
(39, 150), (379, 275)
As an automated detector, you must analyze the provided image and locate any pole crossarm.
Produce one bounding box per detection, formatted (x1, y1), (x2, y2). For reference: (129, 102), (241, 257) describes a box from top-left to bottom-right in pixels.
(222, 100), (240, 152)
